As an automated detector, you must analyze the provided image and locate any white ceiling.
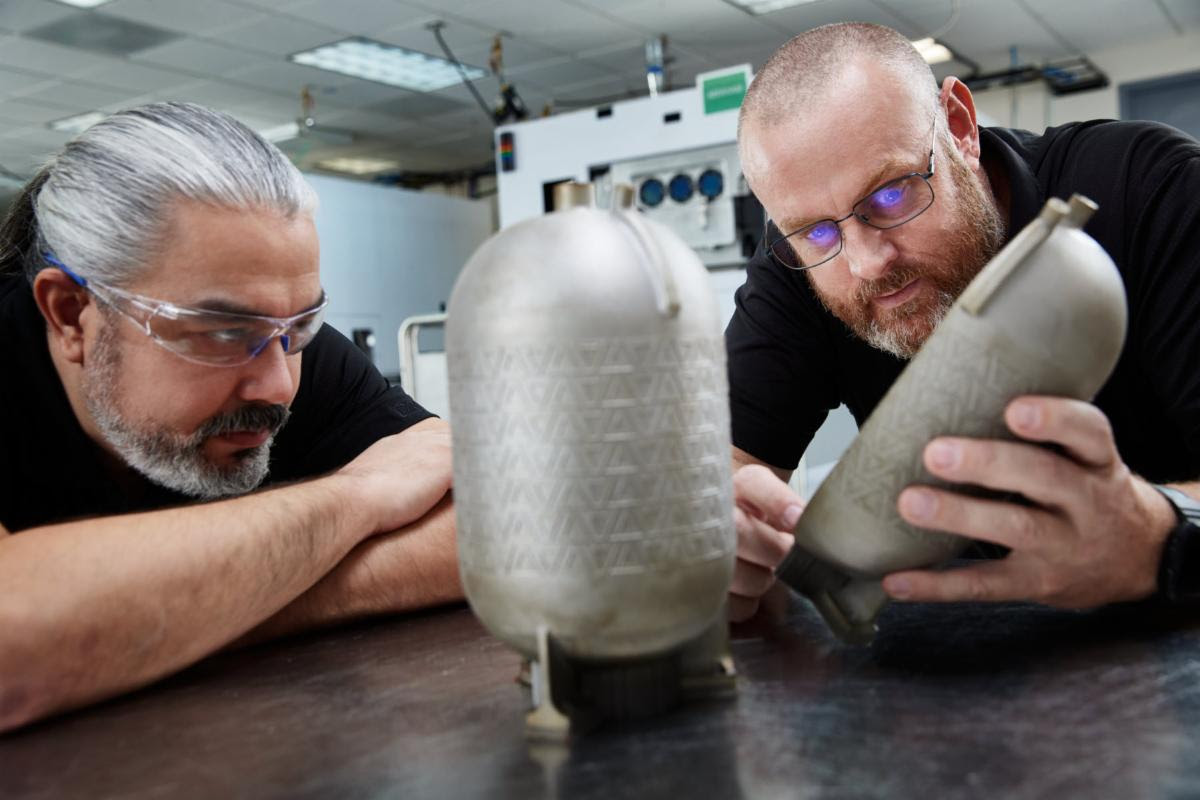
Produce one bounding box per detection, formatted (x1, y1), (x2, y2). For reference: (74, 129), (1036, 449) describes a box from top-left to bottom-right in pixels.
(0, 0), (1196, 182)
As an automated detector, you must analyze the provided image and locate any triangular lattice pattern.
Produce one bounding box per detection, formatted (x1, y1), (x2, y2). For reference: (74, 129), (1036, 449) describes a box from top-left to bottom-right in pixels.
(450, 334), (735, 577)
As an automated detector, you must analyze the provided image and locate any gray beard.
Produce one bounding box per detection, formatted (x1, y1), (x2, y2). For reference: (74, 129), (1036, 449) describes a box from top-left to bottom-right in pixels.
(82, 322), (286, 500)
(864, 288), (956, 359)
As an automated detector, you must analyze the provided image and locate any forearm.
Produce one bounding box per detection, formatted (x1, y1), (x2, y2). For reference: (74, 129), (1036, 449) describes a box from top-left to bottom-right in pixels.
(0, 475), (368, 732)
(236, 493), (462, 646)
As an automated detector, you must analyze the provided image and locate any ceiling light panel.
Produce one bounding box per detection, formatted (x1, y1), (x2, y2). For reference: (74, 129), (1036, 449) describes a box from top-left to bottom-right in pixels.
(257, 122), (301, 143)
(48, 111), (108, 134)
(912, 38), (953, 65)
(52, 0), (114, 7)
(317, 157), (401, 175)
(290, 38), (487, 93)
(721, 0), (823, 15)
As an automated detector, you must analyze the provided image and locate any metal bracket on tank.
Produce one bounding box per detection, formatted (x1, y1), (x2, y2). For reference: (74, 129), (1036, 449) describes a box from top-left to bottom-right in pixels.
(679, 613), (738, 698)
(616, 207), (681, 319)
(522, 619), (734, 737)
(526, 625), (573, 740)
(960, 194), (1097, 315)
(776, 547), (887, 645)
(551, 180), (680, 318)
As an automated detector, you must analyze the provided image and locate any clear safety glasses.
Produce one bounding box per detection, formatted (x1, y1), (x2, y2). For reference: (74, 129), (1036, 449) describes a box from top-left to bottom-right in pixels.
(44, 252), (328, 367)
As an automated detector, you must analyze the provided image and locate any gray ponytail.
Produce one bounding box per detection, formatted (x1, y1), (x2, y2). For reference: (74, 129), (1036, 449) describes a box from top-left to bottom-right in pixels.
(1, 102), (316, 287)
(0, 167), (49, 278)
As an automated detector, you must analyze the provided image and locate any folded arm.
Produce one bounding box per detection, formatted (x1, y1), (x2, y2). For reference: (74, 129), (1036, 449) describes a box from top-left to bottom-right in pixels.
(0, 419), (455, 733)
(235, 491), (461, 646)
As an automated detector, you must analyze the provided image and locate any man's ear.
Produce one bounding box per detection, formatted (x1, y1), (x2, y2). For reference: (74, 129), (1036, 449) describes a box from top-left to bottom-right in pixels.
(33, 268), (94, 365)
(940, 76), (982, 165)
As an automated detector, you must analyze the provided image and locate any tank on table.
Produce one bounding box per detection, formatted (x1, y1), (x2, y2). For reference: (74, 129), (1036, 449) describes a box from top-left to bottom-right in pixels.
(446, 182), (737, 737)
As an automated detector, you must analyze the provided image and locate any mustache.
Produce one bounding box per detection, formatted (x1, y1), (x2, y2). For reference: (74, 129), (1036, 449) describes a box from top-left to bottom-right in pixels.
(197, 404), (291, 439)
(854, 265), (923, 305)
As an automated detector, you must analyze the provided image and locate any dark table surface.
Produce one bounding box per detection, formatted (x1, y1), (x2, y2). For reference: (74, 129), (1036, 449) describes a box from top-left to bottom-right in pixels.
(4, 591), (1200, 800)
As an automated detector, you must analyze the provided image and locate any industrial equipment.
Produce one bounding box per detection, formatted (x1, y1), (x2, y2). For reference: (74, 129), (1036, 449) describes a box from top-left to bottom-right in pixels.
(494, 65), (762, 269)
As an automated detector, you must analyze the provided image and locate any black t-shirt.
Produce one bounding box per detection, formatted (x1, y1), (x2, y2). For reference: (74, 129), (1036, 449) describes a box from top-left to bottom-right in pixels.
(726, 120), (1200, 483)
(0, 274), (432, 532)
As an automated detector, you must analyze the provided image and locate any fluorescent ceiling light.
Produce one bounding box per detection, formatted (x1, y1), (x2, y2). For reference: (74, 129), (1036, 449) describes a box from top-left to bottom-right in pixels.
(722, 0), (823, 15)
(317, 157), (401, 175)
(912, 37), (953, 65)
(257, 120), (354, 147)
(258, 122), (301, 143)
(52, 0), (115, 7)
(48, 111), (107, 134)
(291, 37), (487, 92)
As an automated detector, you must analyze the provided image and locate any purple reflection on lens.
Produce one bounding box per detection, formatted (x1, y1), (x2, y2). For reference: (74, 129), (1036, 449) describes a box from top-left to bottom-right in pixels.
(872, 184), (906, 210)
(805, 221), (839, 248)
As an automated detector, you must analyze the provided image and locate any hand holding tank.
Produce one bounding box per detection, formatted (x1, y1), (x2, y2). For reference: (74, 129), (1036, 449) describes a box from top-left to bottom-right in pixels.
(776, 195), (1127, 643)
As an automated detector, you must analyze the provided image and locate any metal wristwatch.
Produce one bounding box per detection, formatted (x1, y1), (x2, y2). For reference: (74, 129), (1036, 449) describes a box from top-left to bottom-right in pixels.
(1154, 485), (1200, 604)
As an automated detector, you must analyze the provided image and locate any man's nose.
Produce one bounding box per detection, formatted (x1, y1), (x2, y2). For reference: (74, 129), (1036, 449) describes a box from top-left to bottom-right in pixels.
(236, 337), (297, 406)
(841, 223), (900, 282)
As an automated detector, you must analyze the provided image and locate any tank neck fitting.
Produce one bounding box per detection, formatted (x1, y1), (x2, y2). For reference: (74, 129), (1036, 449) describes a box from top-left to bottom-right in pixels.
(552, 182), (595, 211)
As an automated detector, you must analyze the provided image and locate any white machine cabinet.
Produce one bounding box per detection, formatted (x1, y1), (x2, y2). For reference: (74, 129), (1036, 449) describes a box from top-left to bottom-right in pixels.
(495, 67), (758, 270)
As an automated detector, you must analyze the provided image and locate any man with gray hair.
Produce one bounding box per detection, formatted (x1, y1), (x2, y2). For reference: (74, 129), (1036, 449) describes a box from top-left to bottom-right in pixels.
(0, 102), (460, 731)
(726, 23), (1200, 622)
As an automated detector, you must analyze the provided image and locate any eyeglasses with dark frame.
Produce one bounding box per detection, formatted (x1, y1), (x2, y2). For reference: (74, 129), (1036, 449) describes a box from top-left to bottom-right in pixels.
(43, 252), (329, 367)
(765, 124), (938, 271)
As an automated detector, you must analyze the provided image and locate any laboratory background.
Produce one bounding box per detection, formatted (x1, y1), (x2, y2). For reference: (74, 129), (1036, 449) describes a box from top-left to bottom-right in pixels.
(2, 0), (1200, 797)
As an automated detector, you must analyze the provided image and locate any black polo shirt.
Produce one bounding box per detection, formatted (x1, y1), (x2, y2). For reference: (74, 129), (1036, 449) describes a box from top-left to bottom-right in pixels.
(0, 274), (431, 531)
(726, 120), (1200, 483)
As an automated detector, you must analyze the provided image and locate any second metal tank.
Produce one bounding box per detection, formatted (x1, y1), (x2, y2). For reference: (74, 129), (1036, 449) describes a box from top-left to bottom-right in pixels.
(776, 194), (1128, 643)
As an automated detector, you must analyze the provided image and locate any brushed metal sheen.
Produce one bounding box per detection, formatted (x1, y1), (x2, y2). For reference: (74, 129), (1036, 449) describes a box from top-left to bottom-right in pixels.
(777, 195), (1128, 643)
(446, 201), (736, 661)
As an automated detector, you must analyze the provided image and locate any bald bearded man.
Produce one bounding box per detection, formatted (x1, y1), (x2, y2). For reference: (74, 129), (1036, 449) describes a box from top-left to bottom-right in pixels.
(726, 23), (1200, 622)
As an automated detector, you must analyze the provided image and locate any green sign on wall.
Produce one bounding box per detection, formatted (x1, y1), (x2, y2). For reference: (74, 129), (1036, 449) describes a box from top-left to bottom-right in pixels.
(702, 70), (748, 114)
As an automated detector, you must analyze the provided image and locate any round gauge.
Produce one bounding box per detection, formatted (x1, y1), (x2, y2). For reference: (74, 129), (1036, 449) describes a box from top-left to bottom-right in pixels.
(639, 177), (665, 208)
(668, 173), (695, 203)
(697, 168), (724, 199)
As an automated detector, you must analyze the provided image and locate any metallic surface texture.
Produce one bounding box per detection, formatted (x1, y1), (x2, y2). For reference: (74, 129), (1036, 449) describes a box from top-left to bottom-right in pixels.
(446, 206), (735, 660)
(778, 195), (1128, 641)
